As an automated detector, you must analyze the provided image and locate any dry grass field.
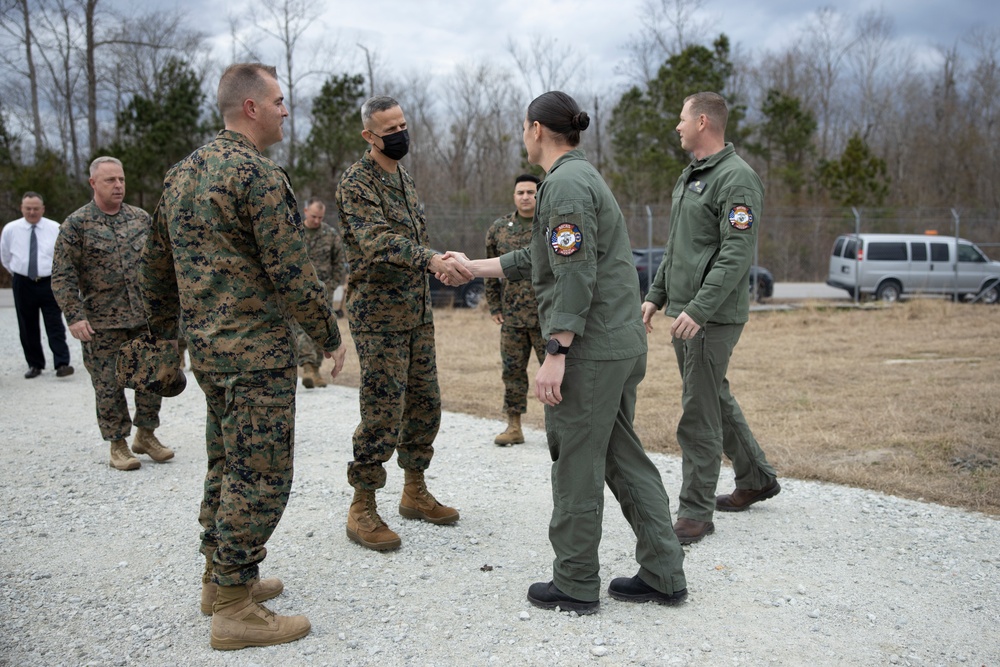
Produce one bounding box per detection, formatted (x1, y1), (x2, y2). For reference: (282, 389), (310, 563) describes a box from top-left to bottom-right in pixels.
(323, 299), (1000, 515)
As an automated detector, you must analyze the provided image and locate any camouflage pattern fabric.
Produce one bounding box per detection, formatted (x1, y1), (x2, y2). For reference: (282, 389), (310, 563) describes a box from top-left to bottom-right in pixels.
(486, 211), (545, 414)
(335, 151), (435, 333)
(138, 128), (340, 585)
(499, 324), (546, 414)
(52, 200), (151, 330)
(349, 324), (440, 490)
(140, 129), (339, 371)
(292, 222), (346, 366)
(485, 211), (540, 328)
(81, 325), (162, 441)
(115, 332), (186, 397)
(336, 150), (443, 490)
(303, 222), (347, 287)
(194, 366), (296, 586)
(51, 199), (161, 441)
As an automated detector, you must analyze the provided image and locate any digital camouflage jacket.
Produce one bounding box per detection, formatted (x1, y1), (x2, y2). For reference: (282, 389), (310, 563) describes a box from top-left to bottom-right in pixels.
(140, 129), (339, 372)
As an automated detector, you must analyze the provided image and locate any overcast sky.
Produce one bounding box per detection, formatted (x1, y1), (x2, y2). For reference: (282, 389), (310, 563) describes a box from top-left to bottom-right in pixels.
(115, 0), (996, 101)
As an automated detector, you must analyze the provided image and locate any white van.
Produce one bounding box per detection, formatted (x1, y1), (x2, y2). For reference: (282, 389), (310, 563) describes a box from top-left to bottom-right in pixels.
(827, 233), (1000, 303)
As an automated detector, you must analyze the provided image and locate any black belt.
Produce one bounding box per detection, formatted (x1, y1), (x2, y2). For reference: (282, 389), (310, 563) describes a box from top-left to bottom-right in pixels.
(15, 273), (50, 283)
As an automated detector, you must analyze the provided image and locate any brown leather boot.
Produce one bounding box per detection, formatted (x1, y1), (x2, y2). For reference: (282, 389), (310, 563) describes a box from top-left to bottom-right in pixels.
(200, 550), (284, 615)
(672, 518), (715, 545)
(301, 363), (327, 389)
(109, 439), (140, 470)
(494, 412), (524, 446)
(347, 489), (402, 551)
(210, 582), (310, 650)
(131, 427), (175, 462)
(399, 469), (460, 524)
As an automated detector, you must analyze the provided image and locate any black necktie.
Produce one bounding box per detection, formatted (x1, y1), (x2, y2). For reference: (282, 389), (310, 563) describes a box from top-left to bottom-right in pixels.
(28, 225), (38, 280)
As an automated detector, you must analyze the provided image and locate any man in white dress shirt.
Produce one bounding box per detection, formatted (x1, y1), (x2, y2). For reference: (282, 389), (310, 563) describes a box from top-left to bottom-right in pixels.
(0, 191), (73, 379)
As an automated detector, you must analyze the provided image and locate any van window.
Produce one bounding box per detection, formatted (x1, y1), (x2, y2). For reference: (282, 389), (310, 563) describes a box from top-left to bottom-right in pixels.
(958, 243), (986, 263)
(867, 242), (907, 261)
(833, 238), (845, 257)
(930, 243), (949, 262)
(844, 239), (857, 260)
(910, 242), (927, 261)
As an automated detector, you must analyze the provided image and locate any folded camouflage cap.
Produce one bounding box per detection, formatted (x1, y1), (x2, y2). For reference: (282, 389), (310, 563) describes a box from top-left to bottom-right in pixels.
(115, 332), (186, 397)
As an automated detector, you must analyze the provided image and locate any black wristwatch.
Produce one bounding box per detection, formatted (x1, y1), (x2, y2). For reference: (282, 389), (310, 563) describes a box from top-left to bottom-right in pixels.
(545, 339), (571, 355)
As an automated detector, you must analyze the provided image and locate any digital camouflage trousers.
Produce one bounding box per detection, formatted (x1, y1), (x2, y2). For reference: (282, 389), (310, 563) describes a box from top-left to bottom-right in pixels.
(193, 366), (297, 587)
(349, 323), (440, 490)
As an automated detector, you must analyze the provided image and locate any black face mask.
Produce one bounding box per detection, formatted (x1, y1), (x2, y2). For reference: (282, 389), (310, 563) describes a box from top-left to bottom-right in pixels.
(373, 128), (409, 160)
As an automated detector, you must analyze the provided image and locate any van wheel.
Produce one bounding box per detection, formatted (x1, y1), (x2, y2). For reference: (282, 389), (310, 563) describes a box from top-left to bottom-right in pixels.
(875, 280), (902, 302)
(978, 284), (1000, 305)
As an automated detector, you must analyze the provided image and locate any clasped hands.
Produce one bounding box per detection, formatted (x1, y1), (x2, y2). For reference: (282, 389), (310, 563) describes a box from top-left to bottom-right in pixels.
(431, 251), (474, 286)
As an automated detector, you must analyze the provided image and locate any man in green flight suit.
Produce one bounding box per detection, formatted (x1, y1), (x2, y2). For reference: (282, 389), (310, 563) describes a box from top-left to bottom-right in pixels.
(140, 63), (346, 650)
(641, 92), (780, 546)
(484, 173), (546, 446)
(336, 95), (472, 552)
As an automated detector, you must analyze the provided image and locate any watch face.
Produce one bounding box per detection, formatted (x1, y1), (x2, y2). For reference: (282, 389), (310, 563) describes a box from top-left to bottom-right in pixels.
(546, 339), (558, 354)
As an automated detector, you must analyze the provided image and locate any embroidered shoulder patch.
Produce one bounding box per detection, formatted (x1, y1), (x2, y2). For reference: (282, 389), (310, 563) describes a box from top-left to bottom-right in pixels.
(729, 205), (753, 231)
(550, 223), (582, 256)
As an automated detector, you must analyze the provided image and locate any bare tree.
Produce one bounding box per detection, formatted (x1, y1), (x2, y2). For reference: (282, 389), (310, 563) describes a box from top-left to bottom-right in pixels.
(617, 0), (714, 85)
(846, 9), (902, 142)
(0, 0), (45, 153)
(800, 7), (856, 160)
(32, 0), (83, 172)
(507, 34), (582, 101)
(234, 0), (335, 170)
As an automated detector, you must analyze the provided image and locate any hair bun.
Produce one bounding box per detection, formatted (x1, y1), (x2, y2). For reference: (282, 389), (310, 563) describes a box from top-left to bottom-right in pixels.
(571, 111), (590, 131)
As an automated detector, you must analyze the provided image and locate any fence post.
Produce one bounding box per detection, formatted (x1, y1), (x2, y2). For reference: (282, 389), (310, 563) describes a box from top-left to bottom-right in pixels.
(951, 208), (960, 302)
(851, 207), (861, 305)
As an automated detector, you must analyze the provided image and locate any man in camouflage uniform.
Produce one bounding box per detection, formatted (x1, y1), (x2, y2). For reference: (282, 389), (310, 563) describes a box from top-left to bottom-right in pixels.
(336, 95), (472, 551)
(485, 174), (545, 446)
(293, 196), (347, 389)
(140, 63), (346, 650)
(52, 156), (174, 471)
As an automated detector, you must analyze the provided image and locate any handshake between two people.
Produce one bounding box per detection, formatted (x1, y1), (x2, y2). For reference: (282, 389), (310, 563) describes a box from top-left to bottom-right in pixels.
(430, 251), (474, 286)
(431, 252), (506, 286)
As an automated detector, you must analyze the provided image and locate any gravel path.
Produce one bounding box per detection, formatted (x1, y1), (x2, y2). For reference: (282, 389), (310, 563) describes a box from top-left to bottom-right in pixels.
(1, 295), (997, 667)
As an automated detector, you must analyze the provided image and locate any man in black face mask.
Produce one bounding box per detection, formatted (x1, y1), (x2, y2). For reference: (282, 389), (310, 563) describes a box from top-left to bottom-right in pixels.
(335, 95), (473, 551)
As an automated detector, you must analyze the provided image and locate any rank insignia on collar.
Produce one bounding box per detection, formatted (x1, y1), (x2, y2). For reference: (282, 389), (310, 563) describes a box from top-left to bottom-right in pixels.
(550, 222), (582, 256)
(729, 205), (753, 231)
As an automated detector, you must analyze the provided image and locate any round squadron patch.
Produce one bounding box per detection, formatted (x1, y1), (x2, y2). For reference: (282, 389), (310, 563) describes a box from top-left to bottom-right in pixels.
(729, 205), (754, 230)
(550, 223), (582, 256)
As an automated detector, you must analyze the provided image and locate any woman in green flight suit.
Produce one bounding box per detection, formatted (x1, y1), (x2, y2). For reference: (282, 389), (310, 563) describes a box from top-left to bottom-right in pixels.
(448, 91), (687, 613)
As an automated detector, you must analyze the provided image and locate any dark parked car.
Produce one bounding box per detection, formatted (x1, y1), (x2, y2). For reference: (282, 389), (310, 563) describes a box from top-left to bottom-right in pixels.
(429, 274), (485, 308)
(632, 248), (773, 300)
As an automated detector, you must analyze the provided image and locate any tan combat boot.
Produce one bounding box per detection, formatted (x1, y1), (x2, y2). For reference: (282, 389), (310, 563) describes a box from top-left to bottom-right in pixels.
(200, 550), (284, 615)
(307, 363), (327, 388)
(210, 582), (310, 650)
(399, 470), (460, 524)
(131, 427), (175, 462)
(346, 489), (401, 551)
(493, 412), (524, 446)
(109, 439), (140, 471)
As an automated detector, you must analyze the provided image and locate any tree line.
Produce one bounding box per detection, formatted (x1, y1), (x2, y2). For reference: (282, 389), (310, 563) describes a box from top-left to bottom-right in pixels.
(3, 0), (999, 289)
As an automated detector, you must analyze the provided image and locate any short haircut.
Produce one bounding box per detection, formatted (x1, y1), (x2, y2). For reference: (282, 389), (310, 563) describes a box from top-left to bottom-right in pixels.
(90, 156), (123, 177)
(304, 197), (326, 209)
(218, 63), (279, 119)
(361, 95), (400, 129)
(526, 91), (590, 147)
(514, 174), (540, 187)
(684, 92), (729, 133)
(21, 191), (44, 203)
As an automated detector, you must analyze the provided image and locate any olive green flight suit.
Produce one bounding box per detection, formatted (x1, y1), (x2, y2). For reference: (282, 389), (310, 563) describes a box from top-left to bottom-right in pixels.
(646, 143), (777, 522)
(501, 149), (686, 602)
